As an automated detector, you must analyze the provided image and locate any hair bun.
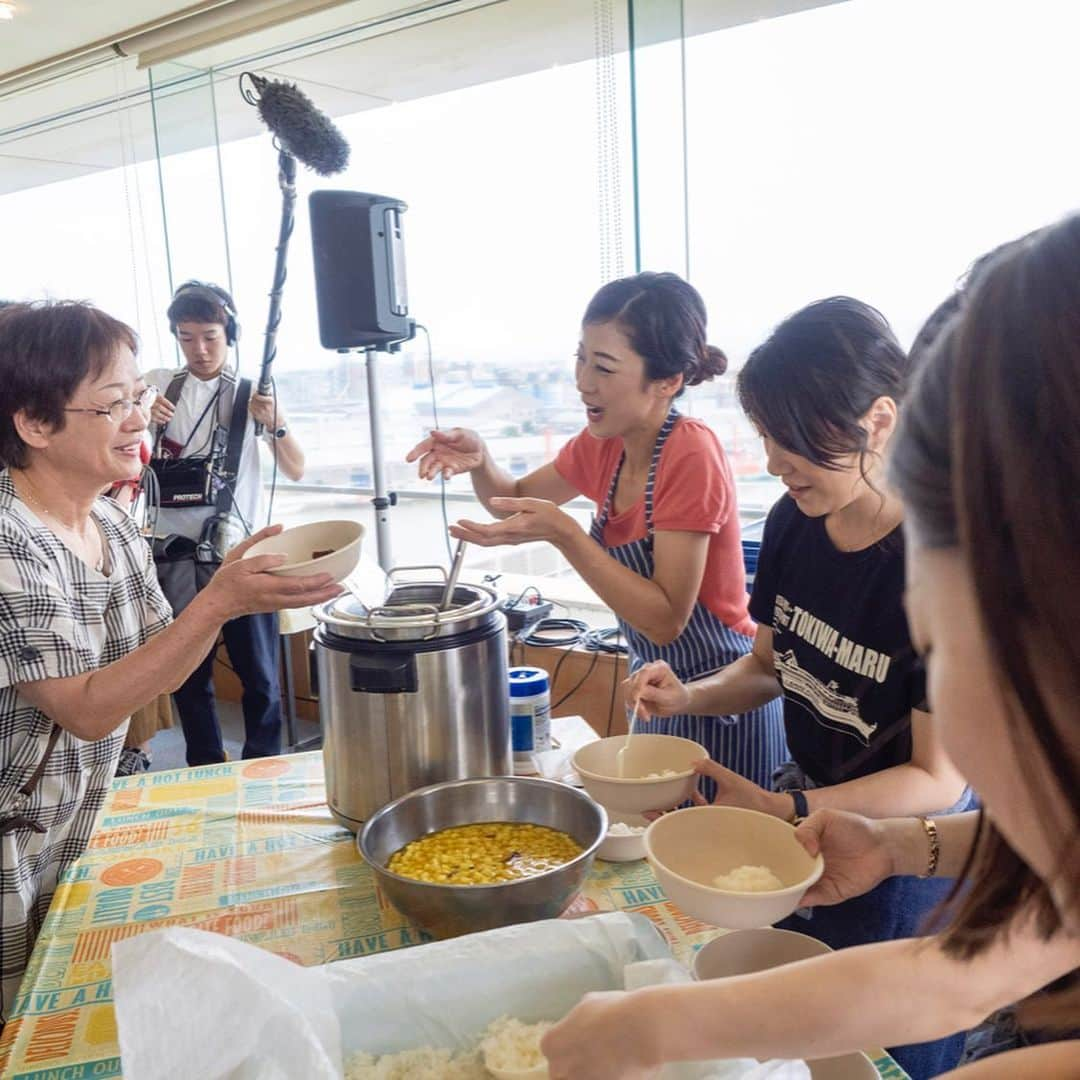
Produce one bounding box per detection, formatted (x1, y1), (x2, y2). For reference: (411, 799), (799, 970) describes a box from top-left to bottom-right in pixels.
(688, 344), (728, 385)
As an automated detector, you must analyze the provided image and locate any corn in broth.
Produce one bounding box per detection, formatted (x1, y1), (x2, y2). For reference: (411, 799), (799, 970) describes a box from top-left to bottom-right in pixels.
(388, 822), (583, 885)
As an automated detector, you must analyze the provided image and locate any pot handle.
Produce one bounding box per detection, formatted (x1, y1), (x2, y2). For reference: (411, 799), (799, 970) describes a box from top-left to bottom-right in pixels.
(387, 563), (448, 582)
(367, 603), (442, 642)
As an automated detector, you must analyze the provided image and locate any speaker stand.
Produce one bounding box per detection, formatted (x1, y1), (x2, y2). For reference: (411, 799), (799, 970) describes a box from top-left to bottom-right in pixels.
(365, 346), (394, 572)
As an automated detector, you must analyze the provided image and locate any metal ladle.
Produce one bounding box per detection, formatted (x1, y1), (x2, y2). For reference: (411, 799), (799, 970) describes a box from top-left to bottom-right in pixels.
(440, 539), (467, 610)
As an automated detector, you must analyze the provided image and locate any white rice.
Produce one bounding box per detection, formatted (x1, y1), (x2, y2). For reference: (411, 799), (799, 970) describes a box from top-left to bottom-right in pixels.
(343, 1047), (485, 1079)
(480, 1015), (553, 1070)
(712, 864), (784, 892)
(345, 1015), (552, 1079)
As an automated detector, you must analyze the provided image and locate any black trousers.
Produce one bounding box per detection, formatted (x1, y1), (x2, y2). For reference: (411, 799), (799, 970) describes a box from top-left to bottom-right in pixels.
(172, 610), (283, 766)
(155, 555), (284, 766)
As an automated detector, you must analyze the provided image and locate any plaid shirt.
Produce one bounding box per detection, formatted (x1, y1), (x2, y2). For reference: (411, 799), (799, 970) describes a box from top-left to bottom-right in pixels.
(0, 470), (171, 1018)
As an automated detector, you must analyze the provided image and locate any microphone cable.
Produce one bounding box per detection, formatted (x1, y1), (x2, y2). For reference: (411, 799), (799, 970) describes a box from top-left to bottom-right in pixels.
(175, 382), (224, 458)
(583, 626), (628, 655)
(213, 476), (255, 538)
(580, 626), (628, 735)
(518, 617), (588, 649)
(139, 460), (161, 541)
(513, 618), (628, 715)
(415, 322), (453, 564)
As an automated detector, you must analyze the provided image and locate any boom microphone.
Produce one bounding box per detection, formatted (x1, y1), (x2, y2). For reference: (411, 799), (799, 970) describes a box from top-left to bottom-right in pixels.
(242, 73), (350, 176)
(239, 72), (351, 437)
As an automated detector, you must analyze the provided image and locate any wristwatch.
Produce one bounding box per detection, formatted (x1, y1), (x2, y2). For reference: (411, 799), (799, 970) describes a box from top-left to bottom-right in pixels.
(788, 790), (809, 823)
(268, 424), (288, 440)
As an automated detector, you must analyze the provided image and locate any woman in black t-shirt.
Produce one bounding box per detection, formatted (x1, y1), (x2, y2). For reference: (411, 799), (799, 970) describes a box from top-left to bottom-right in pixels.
(630, 297), (971, 1080)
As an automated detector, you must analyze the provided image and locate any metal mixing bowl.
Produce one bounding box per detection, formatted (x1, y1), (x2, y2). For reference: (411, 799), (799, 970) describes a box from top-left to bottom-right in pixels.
(358, 776), (607, 939)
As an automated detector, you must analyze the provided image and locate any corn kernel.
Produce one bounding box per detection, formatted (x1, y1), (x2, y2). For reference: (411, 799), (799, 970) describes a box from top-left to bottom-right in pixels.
(386, 822), (583, 886)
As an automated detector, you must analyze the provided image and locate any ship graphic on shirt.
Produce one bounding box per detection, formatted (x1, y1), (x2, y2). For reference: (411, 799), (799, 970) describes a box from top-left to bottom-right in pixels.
(775, 649), (877, 744)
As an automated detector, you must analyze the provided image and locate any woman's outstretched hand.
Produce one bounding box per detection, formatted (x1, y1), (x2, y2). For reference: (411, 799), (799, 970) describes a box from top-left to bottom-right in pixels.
(691, 759), (791, 818)
(406, 427), (485, 480)
(541, 990), (662, 1080)
(450, 497), (576, 547)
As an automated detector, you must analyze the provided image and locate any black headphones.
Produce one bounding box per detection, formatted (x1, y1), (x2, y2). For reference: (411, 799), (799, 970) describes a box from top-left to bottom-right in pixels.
(169, 280), (240, 346)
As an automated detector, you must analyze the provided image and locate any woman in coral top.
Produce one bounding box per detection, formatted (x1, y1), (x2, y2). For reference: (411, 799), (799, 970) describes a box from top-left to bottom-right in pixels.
(406, 272), (785, 790)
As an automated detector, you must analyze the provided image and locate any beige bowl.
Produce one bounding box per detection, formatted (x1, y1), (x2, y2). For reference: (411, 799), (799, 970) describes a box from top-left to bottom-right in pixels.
(243, 520), (364, 582)
(692, 926), (831, 980)
(694, 929), (875, 1080)
(644, 805), (824, 929)
(596, 814), (649, 862)
(572, 734), (707, 814)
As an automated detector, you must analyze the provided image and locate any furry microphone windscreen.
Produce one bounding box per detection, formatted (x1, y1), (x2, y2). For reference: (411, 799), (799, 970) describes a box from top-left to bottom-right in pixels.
(250, 75), (350, 176)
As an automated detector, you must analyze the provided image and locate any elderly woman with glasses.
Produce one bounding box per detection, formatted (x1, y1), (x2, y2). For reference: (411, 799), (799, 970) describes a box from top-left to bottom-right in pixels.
(0, 301), (341, 1017)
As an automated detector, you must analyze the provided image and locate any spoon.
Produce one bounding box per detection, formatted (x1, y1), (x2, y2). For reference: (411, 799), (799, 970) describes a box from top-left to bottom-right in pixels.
(616, 695), (643, 779)
(440, 539), (467, 610)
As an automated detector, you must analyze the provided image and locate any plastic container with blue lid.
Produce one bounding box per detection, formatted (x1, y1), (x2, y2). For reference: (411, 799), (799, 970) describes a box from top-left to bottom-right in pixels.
(508, 666), (551, 773)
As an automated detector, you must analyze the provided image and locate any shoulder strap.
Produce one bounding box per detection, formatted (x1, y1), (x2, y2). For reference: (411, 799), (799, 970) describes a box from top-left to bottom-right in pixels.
(214, 377), (252, 514)
(152, 371), (188, 453)
(213, 368), (239, 438)
(594, 451), (625, 532)
(164, 371), (187, 406)
(643, 409), (681, 537)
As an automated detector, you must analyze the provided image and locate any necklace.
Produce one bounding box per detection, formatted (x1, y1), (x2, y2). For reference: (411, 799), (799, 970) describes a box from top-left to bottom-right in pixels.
(14, 471), (106, 573)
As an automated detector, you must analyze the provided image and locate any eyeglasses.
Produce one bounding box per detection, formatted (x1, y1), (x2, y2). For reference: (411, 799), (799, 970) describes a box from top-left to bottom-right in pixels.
(64, 385), (159, 424)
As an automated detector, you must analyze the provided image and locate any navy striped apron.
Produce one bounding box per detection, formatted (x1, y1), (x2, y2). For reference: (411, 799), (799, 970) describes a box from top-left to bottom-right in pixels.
(590, 409), (787, 794)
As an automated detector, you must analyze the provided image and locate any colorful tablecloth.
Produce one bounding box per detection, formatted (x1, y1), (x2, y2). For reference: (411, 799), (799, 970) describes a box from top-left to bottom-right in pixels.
(0, 752), (907, 1078)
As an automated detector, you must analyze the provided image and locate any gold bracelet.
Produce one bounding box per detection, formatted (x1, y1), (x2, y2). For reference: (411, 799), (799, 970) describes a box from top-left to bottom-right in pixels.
(919, 816), (940, 878)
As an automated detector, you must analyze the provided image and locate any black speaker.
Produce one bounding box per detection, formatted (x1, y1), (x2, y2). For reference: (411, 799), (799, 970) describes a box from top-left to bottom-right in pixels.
(309, 190), (413, 350)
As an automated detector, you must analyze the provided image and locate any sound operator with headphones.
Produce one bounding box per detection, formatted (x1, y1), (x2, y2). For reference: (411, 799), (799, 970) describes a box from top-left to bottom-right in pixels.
(145, 282), (307, 766)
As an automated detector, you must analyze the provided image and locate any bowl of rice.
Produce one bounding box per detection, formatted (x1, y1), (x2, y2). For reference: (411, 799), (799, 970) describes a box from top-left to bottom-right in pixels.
(644, 806), (824, 929)
(572, 734), (707, 814)
(596, 815), (649, 862)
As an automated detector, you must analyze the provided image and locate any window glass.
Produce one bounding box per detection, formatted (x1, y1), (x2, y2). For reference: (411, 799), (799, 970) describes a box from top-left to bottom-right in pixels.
(684, 0), (1080, 515)
(211, 28), (633, 583)
(0, 62), (170, 355)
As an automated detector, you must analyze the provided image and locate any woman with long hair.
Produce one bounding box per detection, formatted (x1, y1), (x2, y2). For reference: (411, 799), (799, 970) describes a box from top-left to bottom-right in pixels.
(629, 296), (970, 1076)
(540, 218), (1080, 1078)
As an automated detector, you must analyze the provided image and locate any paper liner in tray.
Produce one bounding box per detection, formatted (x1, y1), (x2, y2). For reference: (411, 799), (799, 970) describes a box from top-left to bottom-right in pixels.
(114, 911), (807, 1079)
(325, 909), (668, 1057)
